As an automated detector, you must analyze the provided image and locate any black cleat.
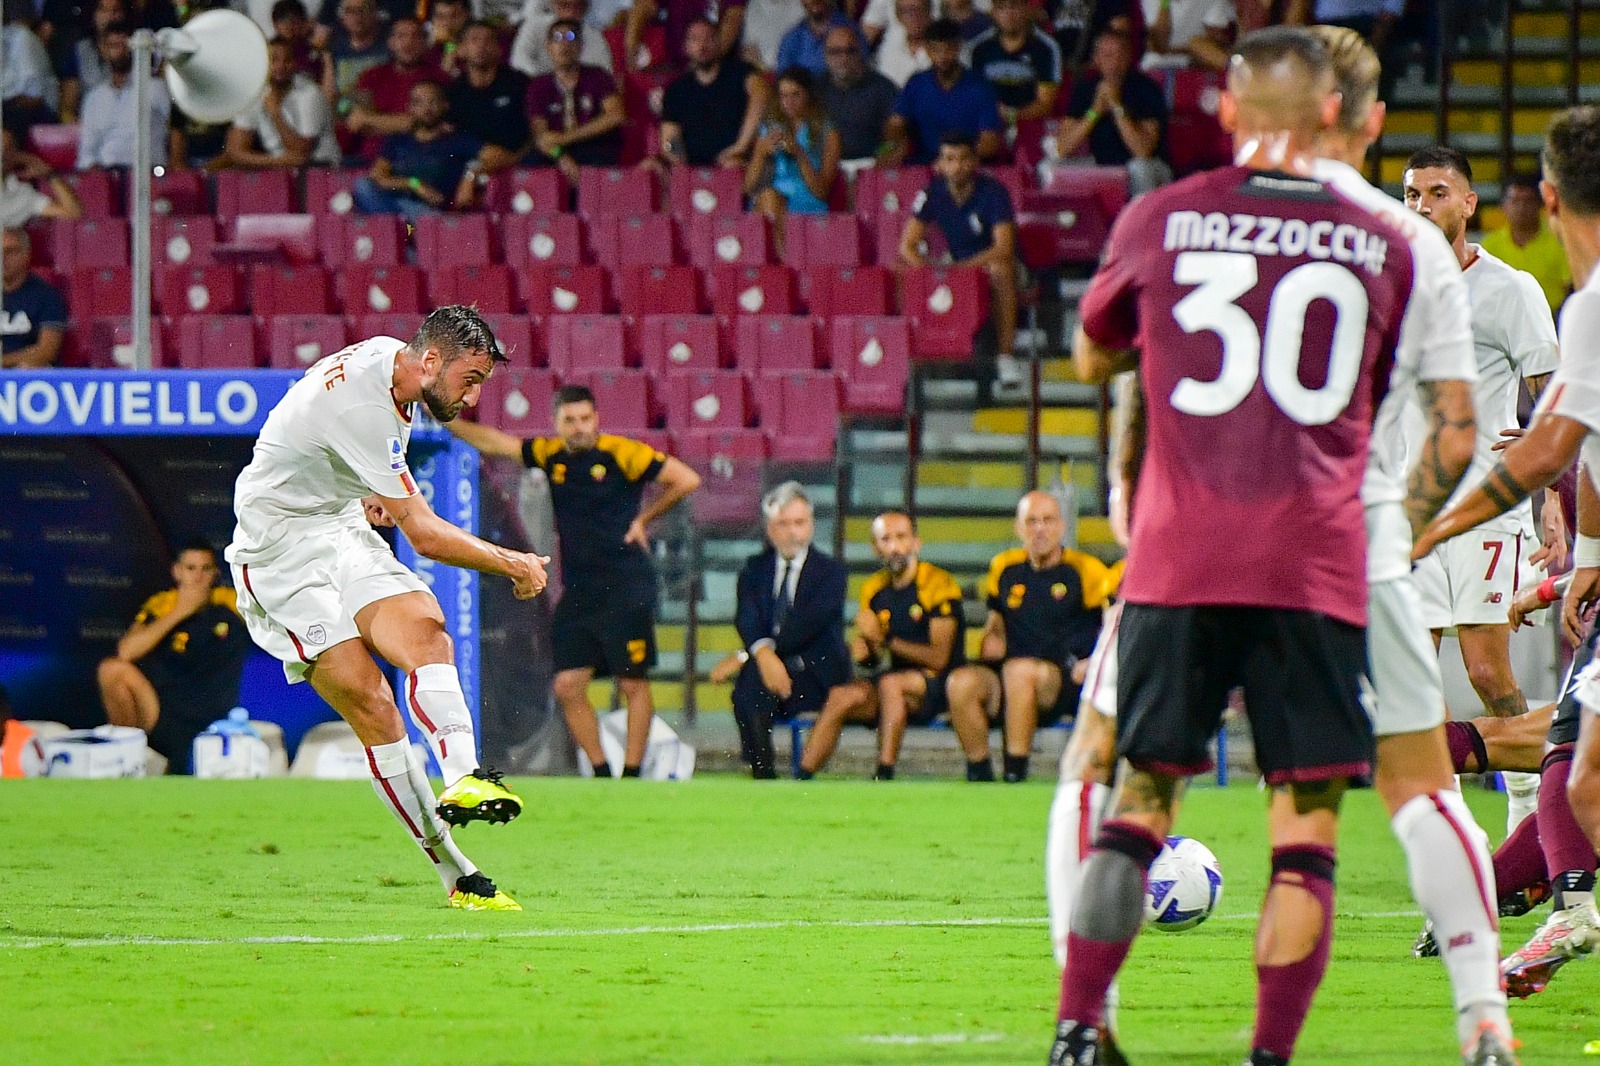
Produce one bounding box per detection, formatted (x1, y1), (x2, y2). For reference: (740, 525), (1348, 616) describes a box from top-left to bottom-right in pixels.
(1049, 1021), (1101, 1066)
(1499, 883), (1552, 919)
(1414, 920), (1439, 958)
(1099, 1027), (1129, 1066)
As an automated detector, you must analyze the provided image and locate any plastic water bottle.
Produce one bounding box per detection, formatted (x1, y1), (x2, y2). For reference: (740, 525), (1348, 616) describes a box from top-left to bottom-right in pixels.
(205, 707), (260, 740)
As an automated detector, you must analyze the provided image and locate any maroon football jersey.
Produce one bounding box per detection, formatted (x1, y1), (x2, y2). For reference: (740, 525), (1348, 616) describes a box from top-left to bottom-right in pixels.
(1080, 165), (1416, 626)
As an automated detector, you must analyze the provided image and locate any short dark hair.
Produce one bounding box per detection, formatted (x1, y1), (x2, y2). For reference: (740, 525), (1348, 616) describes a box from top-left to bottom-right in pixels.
(548, 16), (581, 40)
(177, 537), (218, 561)
(101, 18), (133, 36)
(925, 16), (962, 45)
(433, 0), (468, 8)
(554, 384), (596, 410)
(412, 305), (506, 364)
(270, 0), (307, 20)
(684, 14), (716, 35)
(1503, 170), (1541, 195)
(1405, 145), (1473, 185)
(461, 18), (496, 38)
(1544, 106), (1600, 216)
(938, 128), (977, 152)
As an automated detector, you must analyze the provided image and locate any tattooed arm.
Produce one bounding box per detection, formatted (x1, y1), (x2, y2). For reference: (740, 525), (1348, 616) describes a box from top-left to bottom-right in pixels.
(1403, 379), (1477, 540)
(1073, 326), (1139, 385)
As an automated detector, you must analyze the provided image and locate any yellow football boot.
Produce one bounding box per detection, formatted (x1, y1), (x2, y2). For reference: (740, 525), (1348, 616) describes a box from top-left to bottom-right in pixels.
(436, 766), (522, 827)
(449, 873), (522, 912)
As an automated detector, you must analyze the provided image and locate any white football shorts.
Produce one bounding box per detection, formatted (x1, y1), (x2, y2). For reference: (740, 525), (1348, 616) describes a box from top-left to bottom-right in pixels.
(1367, 574), (1447, 737)
(1413, 515), (1536, 629)
(1078, 601), (1121, 720)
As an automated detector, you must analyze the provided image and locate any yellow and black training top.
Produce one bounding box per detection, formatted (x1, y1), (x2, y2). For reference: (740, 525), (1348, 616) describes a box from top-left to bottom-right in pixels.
(983, 549), (1122, 665)
(132, 586), (248, 685)
(521, 434), (665, 596)
(858, 560), (965, 676)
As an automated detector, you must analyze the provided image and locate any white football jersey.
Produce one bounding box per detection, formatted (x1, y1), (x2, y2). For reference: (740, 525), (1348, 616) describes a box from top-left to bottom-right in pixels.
(1311, 158), (1478, 582)
(228, 336), (418, 565)
(1537, 269), (1600, 502)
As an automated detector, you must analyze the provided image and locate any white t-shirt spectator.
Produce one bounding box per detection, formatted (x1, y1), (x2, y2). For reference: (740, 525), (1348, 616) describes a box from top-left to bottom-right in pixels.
(875, 32), (931, 87)
(2, 24), (60, 112)
(741, 0), (803, 69)
(0, 175), (52, 229)
(77, 78), (171, 169)
(1140, 0), (1234, 70)
(232, 73), (341, 166)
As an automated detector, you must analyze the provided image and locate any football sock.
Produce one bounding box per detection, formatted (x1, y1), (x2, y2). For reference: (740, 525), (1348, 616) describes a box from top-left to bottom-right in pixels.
(966, 758), (995, 782)
(365, 739), (474, 891)
(1537, 746), (1596, 907)
(1047, 780), (1110, 968)
(1554, 870), (1596, 912)
(1252, 845), (1336, 1062)
(873, 763), (895, 780)
(621, 764), (642, 778)
(1491, 806), (1548, 901)
(1391, 791), (1508, 1045)
(796, 768), (814, 781)
(594, 760), (615, 778)
(1445, 720), (1488, 775)
(405, 663), (478, 788)
(1057, 820), (1161, 1028)
(1504, 769), (1541, 833)
(1003, 753), (1030, 781)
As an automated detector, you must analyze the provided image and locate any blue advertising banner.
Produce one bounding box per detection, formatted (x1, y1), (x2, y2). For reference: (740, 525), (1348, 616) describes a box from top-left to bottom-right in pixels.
(0, 369), (296, 435)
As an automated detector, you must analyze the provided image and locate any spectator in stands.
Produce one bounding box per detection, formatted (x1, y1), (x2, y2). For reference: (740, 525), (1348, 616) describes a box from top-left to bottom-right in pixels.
(76, 21), (171, 169)
(96, 540), (251, 776)
(1481, 172), (1571, 316)
(710, 482), (850, 780)
(323, 0), (389, 115)
(944, 0), (994, 42)
(528, 18), (624, 181)
(819, 24), (896, 165)
(1054, 27), (1169, 194)
(427, 0), (470, 74)
(741, 0), (803, 70)
(774, 0), (848, 75)
(968, 0), (1063, 135)
(899, 130), (1022, 386)
(627, 0), (744, 71)
(945, 490), (1119, 782)
(58, 0), (126, 122)
(223, 37), (341, 169)
(1141, 0), (1234, 70)
(654, 17), (768, 168)
(2, 7), (62, 134)
(884, 18), (1002, 165)
(446, 20), (532, 201)
(796, 511), (968, 781)
(873, 0), (932, 87)
(352, 79), (480, 218)
(270, 0), (333, 82)
(1045, 0), (1132, 70)
(746, 67), (839, 253)
(448, 384), (702, 778)
(0, 127), (83, 227)
(345, 17), (446, 155)
(316, 0), (409, 31)
(1, 229), (67, 369)
(511, 0), (613, 78)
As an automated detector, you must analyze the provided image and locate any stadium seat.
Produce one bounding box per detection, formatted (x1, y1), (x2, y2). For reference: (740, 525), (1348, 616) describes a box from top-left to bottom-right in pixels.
(760, 371), (840, 462)
(214, 169), (295, 218)
(577, 166), (657, 218)
(317, 214), (405, 268)
(483, 166), (567, 215)
(51, 218), (128, 271)
(152, 216), (219, 267)
(733, 315), (821, 373)
(251, 264), (334, 316)
(60, 169), (120, 218)
(854, 166), (929, 219)
(478, 367), (559, 435)
(267, 314), (349, 369)
(605, 21), (668, 73)
(988, 165), (1030, 215)
(781, 214), (863, 270)
(587, 213), (680, 271)
(901, 265), (990, 361)
(1167, 69), (1231, 176)
(340, 264), (426, 314)
(618, 264), (701, 316)
(413, 214), (496, 266)
(157, 264), (243, 315)
(223, 214), (319, 265)
(685, 212), (770, 270)
(303, 167), (365, 216)
(501, 212), (587, 269)
(85, 315), (164, 368)
(803, 265), (893, 318)
(479, 313), (538, 367)
(545, 313), (630, 375)
(1019, 168), (1130, 269)
(830, 315), (911, 415)
(71, 266), (134, 317)
(669, 165), (745, 220)
(576, 369), (654, 432)
(518, 264), (610, 314)
(144, 169), (208, 216)
(661, 370), (751, 431)
(673, 427), (769, 529)
(428, 264), (518, 313)
(618, 70), (670, 167)
(706, 264), (797, 317)
(353, 313), (422, 341)
(173, 315), (258, 369)
(870, 210), (948, 266)
(636, 314), (721, 374)
(27, 123), (79, 173)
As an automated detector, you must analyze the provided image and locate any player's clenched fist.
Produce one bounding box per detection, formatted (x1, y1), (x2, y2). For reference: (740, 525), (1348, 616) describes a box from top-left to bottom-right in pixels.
(508, 552), (553, 599)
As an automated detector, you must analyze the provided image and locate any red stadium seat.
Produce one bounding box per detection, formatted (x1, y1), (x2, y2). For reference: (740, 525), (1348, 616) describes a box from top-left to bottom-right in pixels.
(1019, 167), (1130, 268)
(781, 214), (863, 270)
(251, 265), (334, 316)
(267, 314), (349, 369)
(854, 166), (930, 220)
(760, 371), (839, 462)
(51, 218), (128, 271)
(577, 166), (657, 218)
(85, 315), (164, 368)
(831, 315), (911, 415)
(157, 265), (243, 316)
(637, 314), (721, 374)
(902, 266), (989, 361)
(413, 214), (496, 266)
(144, 170), (208, 216)
(501, 212), (587, 269)
(606, 21), (668, 73)
(152, 216), (219, 268)
(60, 169), (120, 217)
(427, 264), (518, 313)
(618, 70), (670, 167)
(673, 427), (769, 529)
(303, 167), (365, 216)
(988, 165), (1029, 216)
(587, 213), (680, 271)
(341, 265), (426, 314)
(482, 167), (566, 215)
(870, 210), (948, 266)
(686, 212), (770, 270)
(214, 169), (295, 218)
(317, 214), (405, 268)
(661, 370), (751, 431)
(353, 313), (423, 341)
(576, 369), (654, 432)
(668, 166), (745, 220)
(173, 315), (258, 369)
(479, 313), (538, 367)
(618, 264), (701, 316)
(27, 123), (80, 173)
(803, 265), (892, 318)
(71, 267), (133, 317)
(478, 367), (558, 436)
(733, 315), (820, 373)
(518, 264), (610, 315)
(225, 213), (319, 265)
(544, 314), (629, 376)
(706, 264), (797, 317)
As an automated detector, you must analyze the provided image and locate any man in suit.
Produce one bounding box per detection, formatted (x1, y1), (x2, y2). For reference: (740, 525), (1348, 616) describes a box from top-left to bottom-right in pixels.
(710, 481), (849, 779)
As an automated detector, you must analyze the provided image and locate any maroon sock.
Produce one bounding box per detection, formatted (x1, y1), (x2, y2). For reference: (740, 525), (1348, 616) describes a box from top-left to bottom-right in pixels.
(1493, 806), (1549, 899)
(1445, 720), (1488, 774)
(1056, 820), (1164, 1027)
(1538, 745), (1597, 884)
(1253, 845), (1336, 1062)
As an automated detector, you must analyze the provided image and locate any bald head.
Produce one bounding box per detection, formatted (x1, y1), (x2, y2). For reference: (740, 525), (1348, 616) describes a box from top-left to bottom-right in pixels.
(1016, 490), (1065, 560)
(1223, 27), (1337, 146)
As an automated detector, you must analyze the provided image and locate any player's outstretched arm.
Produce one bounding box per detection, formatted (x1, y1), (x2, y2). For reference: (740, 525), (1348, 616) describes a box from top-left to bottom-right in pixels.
(445, 419), (525, 460)
(378, 490), (552, 600)
(1072, 326), (1137, 385)
(1402, 379), (1476, 539)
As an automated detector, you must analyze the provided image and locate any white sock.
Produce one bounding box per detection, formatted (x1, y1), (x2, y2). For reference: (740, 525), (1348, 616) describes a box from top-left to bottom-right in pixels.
(405, 663), (480, 787)
(1502, 770), (1540, 834)
(1392, 790), (1510, 1047)
(366, 739), (477, 892)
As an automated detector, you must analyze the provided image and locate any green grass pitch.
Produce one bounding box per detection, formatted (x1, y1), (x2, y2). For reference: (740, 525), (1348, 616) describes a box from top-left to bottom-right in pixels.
(3, 777), (1597, 1064)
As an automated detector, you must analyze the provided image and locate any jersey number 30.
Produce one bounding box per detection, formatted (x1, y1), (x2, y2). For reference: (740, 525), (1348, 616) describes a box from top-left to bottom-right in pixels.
(1170, 251), (1369, 426)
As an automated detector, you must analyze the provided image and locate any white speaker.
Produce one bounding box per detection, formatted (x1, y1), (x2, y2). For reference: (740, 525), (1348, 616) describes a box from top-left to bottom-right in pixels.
(157, 10), (269, 123)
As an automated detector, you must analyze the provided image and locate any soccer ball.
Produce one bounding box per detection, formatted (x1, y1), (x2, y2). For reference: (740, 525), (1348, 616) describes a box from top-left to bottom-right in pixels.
(1144, 835), (1223, 932)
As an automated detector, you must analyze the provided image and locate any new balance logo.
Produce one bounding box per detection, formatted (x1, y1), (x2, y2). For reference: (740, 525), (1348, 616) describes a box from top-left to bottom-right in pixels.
(1484, 593), (1503, 604)
(1448, 932), (1476, 951)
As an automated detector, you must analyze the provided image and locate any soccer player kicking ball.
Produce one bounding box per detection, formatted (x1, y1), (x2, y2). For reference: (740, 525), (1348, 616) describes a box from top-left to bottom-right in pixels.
(227, 307), (551, 912)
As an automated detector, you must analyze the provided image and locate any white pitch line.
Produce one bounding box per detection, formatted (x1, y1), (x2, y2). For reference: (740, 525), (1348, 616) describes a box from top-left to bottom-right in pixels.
(859, 1033), (1007, 1045)
(0, 910), (1422, 952)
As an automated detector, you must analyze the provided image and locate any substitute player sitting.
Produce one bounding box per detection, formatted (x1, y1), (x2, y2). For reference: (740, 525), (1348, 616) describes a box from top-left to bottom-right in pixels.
(227, 307), (549, 912)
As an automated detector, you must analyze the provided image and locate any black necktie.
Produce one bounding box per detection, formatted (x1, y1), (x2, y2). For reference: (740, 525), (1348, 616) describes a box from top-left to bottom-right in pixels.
(773, 560), (792, 634)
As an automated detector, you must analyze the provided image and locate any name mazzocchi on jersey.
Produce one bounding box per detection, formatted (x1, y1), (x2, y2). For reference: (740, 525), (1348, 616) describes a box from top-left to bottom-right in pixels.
(1162, 210), (1390, 274)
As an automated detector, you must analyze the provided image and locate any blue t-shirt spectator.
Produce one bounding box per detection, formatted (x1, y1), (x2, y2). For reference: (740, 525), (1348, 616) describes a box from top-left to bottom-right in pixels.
(1, 272), (67, 358)
(377, 128), (481, 194)
(912, 172), (1014, 262)
(775, 12), (854, 75)
(763, 119), (832, 214)
(893, 68), (1002, 165)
